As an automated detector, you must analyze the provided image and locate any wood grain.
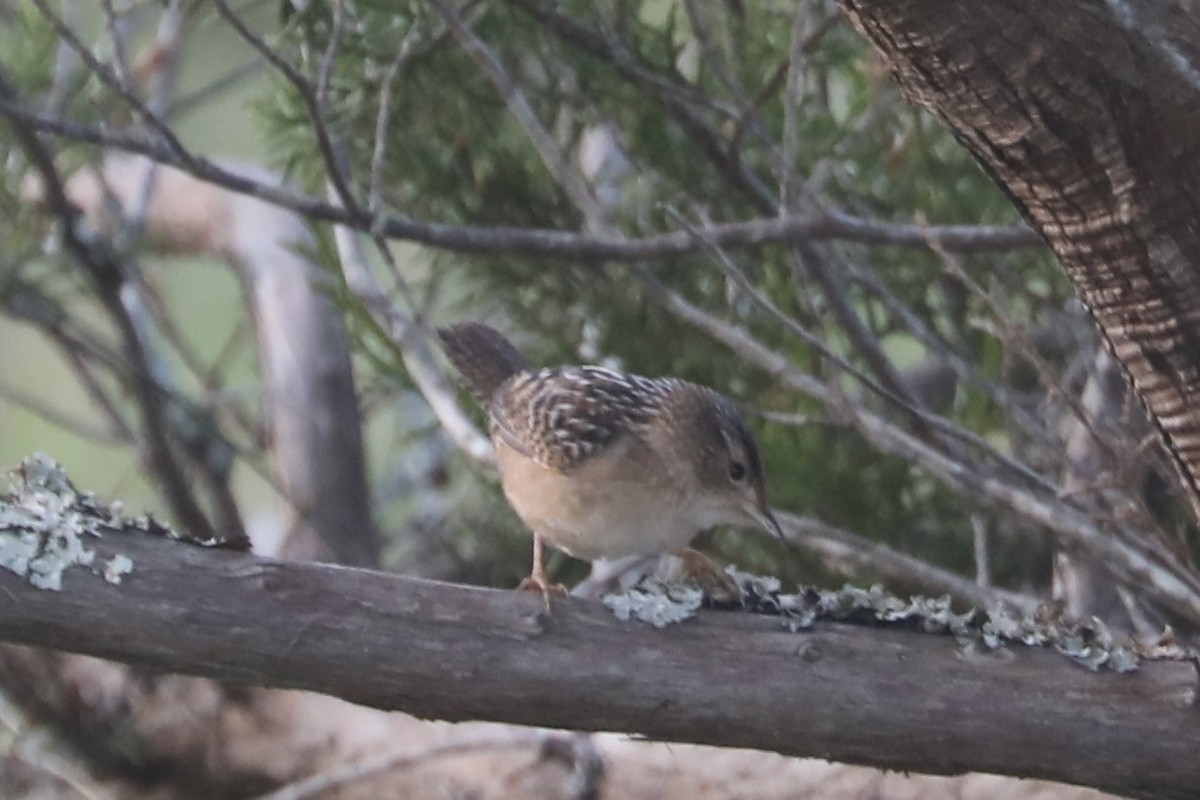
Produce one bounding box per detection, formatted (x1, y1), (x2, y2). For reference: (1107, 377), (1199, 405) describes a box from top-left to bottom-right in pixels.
(0, 529), (1196, 799)
(840, 0), (1200, 527)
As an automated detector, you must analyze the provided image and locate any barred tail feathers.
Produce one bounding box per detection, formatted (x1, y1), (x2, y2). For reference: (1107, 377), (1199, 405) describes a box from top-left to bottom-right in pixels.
(437, 322), (533, 405)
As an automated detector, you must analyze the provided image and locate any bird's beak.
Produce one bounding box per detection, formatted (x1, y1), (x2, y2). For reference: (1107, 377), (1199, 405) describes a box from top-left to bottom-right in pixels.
(746, 503), (785, 541)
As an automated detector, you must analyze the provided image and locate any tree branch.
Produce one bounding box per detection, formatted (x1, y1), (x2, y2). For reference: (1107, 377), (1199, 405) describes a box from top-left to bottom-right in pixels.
(633, 268), (1200, 624)
(0, 523), (1196, 800)
(0, 93), (1041, 260)
(0, 67), (225, 547)
(837, 0), (1200, 528)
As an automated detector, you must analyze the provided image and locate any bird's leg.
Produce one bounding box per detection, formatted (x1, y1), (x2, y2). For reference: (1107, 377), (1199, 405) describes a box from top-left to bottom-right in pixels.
(670, 548), (742, 604)
(517, 534), (567, 607)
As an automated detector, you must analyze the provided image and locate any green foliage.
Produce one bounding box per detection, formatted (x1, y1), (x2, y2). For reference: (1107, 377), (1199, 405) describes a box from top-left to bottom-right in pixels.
(0, 16), (111, 351)
(259, 2), (1070, 588)
(0, 5), (58, 95)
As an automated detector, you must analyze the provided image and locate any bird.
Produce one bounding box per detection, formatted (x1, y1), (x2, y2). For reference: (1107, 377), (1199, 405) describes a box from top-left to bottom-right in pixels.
(437, 321), (783, 598)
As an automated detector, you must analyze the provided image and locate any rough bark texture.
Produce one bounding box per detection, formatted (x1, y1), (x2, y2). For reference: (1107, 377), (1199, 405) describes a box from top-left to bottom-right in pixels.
(838, 0), (1200, 523)
(0, 644), (1121, 800)
(0, 529), (1197, 800)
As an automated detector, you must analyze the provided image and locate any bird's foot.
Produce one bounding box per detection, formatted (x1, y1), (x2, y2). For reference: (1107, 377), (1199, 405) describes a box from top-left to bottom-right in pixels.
(670, 548), (742, 606)
(517, 573), (569, 610)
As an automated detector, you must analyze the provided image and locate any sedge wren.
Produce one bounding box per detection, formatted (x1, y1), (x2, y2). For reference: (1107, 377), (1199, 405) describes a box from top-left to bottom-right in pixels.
(438, 321), (783, 596)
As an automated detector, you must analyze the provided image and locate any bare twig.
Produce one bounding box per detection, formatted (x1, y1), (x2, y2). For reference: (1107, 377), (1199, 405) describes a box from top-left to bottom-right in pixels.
(0, 66), (222, 545)
(27, 0), (195, 165)
(780, 511), (1036, 611)
(0, 688), (114, 800)
(367, 25), (425, 214)
(328, 186), (493, 464)
(253, 732), (555, 800)
(430, 0), (605, 228)
(0, 382), (126, 444)
(779, 2), (812, 211)
(42, 0), (81, 115)
(211, 0), (364, 217)
(314, 0), (345, 111)
(97, 0), (135, 93)
(971, 515), (991, 589)
(0, 96), (1046, 259)
(634, 267), (1200, 621)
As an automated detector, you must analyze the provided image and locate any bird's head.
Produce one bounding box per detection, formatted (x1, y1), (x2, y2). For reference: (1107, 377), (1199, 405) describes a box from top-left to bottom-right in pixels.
(685, 389), (784, 541)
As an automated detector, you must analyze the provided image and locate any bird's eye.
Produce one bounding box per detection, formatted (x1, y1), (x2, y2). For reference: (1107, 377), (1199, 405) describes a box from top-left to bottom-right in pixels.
(729, 461), (747, 482)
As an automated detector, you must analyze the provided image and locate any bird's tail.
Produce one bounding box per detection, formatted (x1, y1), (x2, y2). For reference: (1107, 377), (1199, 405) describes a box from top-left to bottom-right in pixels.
(437, 321), (533, 405)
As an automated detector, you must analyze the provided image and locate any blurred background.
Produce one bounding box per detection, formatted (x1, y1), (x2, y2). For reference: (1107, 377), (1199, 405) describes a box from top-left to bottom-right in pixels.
(1, 2), (1193, 799)
(1, 1), (272, 509)
(1, 0), (1192, 634)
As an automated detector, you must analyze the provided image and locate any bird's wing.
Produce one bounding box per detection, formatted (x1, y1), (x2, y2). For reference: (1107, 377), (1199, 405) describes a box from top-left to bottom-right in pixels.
(490, 366), (674, 473)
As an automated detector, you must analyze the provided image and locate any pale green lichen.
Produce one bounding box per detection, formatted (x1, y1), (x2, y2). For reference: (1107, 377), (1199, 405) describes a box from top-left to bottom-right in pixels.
(0, 454), (133, 590)
(603, 565), (1193, 673)
(0, 529), (39, 576)
(99, 554), (134, 585)
(27, 525), (96, 591)
(603, 581), (705, 627)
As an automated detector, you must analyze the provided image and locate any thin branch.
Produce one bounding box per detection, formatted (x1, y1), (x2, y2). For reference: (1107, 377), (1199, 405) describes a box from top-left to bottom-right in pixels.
(27, 0), (195, 166)
(0, 382), (127, 445)
(313, 0), (345, 112)
(634, 268), (1200, 622)
(123, 0), (187, 228)
(367, 26), (425, 214)
(211, 0), (363, 218)
(254, 732), (552, 800)
(55, 343), (135, 442)
(971, 515), (991, 588)
(778, 511), (1036, 611)
(166, 59), (262, 119)
(668, 213), (1055, 495)
(328, 184), (494, 464)
(97, 0), (135, 92)
(430, 0), (605, 228)
(778, 2), (811, 211)
(0, 96), (1044, 260)
(0, 66), (222, 545)
(41, 0), (81, 116)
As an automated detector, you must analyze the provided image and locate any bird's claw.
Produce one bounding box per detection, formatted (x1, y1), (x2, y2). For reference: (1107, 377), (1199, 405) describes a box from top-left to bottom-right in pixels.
(671, 548), (743, 605)
(517, 574), (569, 610)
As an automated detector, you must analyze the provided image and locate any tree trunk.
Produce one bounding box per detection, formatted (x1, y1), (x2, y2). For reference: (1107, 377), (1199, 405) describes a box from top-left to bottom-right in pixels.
(838, 0), (1200, 526)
